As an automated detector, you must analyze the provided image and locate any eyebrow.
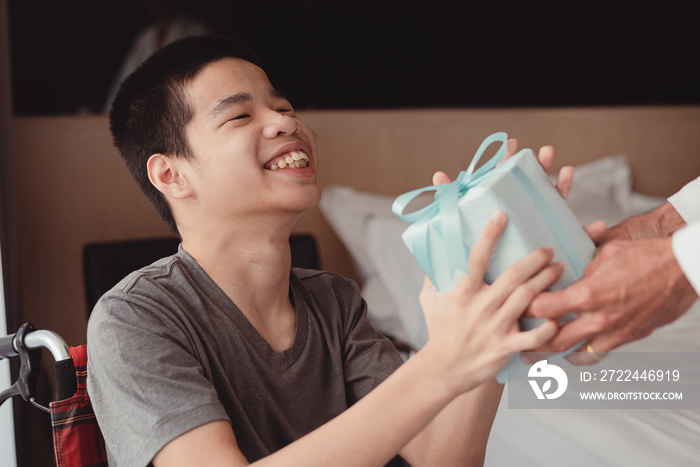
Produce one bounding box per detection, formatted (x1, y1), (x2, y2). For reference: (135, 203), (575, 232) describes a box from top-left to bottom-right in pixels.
(269, 88), (290, 101)
(207, 89), (290, 121)
(207, 92), (252, 120)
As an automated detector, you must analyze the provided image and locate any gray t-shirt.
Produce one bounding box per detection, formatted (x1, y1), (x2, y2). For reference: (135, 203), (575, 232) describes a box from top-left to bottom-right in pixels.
(87, 246), (403, 466)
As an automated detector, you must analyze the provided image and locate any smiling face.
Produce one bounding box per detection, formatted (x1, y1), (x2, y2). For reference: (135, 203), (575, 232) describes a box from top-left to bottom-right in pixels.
(178, 57), (321, 228)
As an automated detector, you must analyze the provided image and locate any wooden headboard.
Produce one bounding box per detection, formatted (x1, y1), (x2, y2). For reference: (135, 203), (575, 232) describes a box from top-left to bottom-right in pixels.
(10, 106), (700, 346)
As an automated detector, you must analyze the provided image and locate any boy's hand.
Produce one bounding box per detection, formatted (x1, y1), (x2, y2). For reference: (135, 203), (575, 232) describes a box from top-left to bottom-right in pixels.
(418, 210), (562, 394)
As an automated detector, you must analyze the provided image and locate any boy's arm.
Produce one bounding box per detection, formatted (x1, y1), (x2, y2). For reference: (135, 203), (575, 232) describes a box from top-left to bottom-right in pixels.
(398, 379), (503, 466)
(155, 212), (561, 467)
(154, 373), (504, 467)
(154, 347), (508, 467)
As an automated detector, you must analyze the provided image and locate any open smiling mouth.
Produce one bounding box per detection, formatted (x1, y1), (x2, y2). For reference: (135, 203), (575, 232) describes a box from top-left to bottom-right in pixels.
(268, 151), (310, 170)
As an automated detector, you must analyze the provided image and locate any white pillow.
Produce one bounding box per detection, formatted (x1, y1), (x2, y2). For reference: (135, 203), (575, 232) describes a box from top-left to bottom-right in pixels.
(365, 216), (427, 348)
(319, 186), (395, 280)
(319, 186), (411, 344)
(321, 155), (667, 350)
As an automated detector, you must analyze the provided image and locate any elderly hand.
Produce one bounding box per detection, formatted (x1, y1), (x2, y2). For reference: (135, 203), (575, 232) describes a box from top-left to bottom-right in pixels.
(526, 200), (693, 364)
(527, 237), (698, 364)
(593, 201), (687, 245)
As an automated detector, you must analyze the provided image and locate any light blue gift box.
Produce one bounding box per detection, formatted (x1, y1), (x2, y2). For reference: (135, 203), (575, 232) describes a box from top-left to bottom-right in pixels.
(392, 132), (595, 382)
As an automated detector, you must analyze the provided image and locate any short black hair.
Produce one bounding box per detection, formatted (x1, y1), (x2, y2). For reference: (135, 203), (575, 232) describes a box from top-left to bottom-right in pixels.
(109, 34), (262, 235)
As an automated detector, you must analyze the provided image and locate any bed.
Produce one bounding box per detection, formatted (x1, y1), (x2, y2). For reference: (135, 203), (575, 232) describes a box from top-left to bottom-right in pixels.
(298, 106), (700, 466)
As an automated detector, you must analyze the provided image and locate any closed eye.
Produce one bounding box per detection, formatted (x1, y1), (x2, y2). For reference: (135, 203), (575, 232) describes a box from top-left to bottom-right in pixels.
(231, 114), (251, 121)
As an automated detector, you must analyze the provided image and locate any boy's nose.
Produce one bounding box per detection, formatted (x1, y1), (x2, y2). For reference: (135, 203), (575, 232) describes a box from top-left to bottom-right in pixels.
(262, 111), (299, 138)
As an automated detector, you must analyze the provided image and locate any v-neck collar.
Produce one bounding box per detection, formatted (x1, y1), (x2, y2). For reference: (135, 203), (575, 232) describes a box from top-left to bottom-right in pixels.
(177, 245), (309, 373)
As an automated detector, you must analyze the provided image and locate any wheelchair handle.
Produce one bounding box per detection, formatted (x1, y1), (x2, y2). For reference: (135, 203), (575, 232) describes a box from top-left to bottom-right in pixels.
(0, 328), (70, 362)
(0, 323), (75, 411)
(25, 330), (71, 362)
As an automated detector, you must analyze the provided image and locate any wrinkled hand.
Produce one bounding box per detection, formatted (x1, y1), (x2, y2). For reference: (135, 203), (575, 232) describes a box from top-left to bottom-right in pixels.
(419, 211), (561, 393)
(527, 237), (699, 365)
(525, 201), (690, 365)
(593, 202), (686, 246)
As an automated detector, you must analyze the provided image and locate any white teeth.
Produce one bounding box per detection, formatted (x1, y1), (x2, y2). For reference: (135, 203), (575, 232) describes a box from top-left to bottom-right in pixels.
(268, 150), (309, 170)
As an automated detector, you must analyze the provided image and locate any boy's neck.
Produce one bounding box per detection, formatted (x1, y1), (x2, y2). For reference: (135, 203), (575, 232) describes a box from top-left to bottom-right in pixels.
(183, 229), (293, 297)
(180, 221), (298, 352)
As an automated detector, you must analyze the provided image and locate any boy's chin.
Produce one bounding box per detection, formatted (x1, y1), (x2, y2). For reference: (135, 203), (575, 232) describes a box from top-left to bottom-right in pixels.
(300, 187), (322, 210)
(279, 186), (321, 212)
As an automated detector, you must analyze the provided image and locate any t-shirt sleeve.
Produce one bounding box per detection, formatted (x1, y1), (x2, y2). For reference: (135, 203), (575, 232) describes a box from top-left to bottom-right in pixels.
(87, 290), (229, 467)
(339, 279), (404, 403)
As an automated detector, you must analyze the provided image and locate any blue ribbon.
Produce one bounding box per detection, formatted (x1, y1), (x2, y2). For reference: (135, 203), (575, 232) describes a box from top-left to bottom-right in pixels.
(392, 132), (510, 289)
(510, 165), (587, 278)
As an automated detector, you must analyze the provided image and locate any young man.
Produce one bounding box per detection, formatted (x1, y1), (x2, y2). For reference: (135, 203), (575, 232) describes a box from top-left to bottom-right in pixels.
(87, 34), (562, 466)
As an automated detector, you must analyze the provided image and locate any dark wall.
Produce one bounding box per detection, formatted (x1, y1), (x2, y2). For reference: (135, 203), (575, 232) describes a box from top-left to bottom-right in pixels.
(9, 0), (700, 115)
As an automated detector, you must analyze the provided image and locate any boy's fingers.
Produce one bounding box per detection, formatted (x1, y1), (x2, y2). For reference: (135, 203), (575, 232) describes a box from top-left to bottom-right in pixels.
(467, 211), (507, 280)
(498, 262), (564, 323)
(528, 285), (587, 319)
(489, 247), (555, 305)
(528, 312), (605, 355)
(506, 138), (518, 158)
(583, 220), (607, 240)
(507, 320), (558, 353)
(536, 145), (554, 174)
(498, 138), (519, 166)
(555, 166), (573, 200)
(432, 171), (452, 186)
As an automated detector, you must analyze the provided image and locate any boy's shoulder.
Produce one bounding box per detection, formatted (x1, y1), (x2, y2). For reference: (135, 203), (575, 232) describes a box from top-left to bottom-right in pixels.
(87, 250), (199, 328)
(100, 252), (187, 302)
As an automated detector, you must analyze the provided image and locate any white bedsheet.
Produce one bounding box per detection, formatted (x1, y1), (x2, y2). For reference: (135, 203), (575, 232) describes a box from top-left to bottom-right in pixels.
(486, 301), (700, 467)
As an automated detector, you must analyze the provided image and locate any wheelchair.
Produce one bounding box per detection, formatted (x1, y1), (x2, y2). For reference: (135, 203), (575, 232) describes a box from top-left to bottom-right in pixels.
(1, 322), (107, 467)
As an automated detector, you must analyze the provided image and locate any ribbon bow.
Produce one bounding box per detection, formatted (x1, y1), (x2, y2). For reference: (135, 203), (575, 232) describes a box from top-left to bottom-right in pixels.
(392, 132), (510, 288)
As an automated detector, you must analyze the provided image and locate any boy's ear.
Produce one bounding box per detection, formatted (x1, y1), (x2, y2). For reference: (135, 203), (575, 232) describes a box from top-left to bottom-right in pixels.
(147, 154), (193, 199)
